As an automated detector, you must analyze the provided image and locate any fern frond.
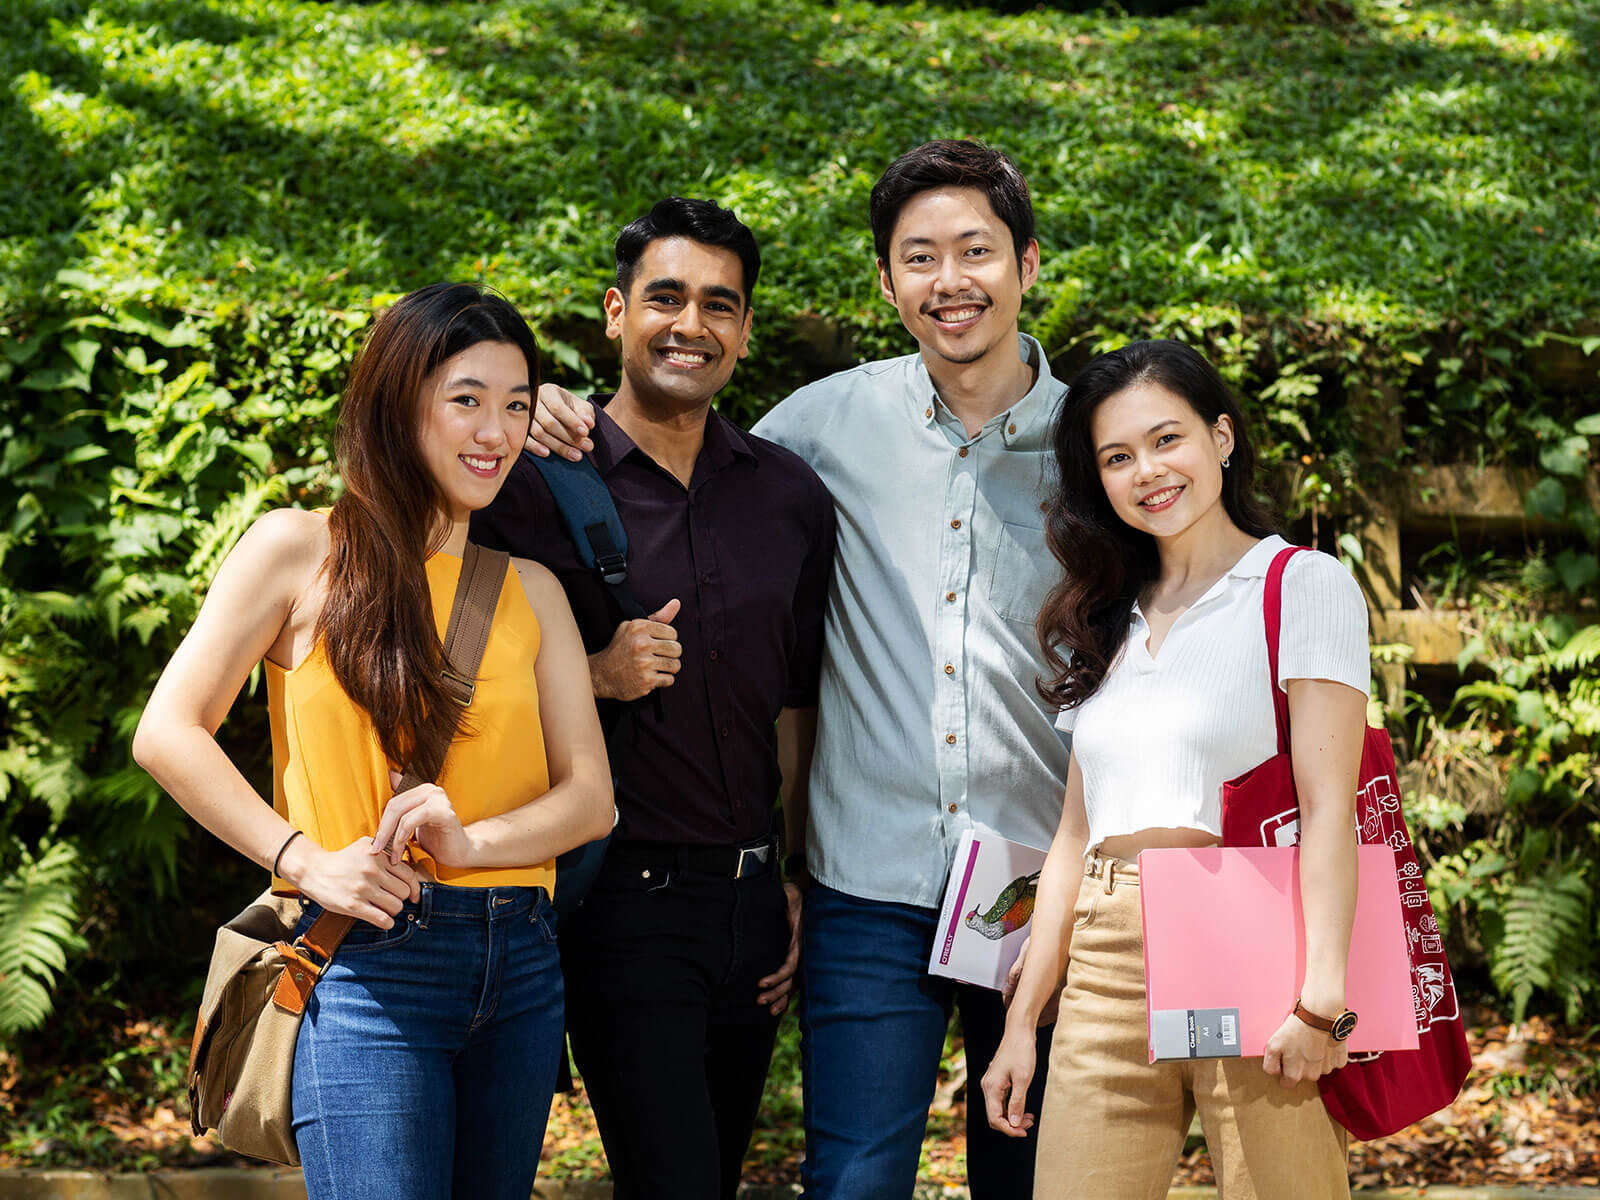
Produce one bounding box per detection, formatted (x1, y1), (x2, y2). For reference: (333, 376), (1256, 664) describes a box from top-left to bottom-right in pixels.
(187, 473), (290, 583)
(91, 789), (188, 894)
(0, 841), (85, 1038)
(1489, 869), (1595, 1025)
(1569, 679), (1600, 738)
(1550, 625), (1600, 673)
(10, 742), (89, 822)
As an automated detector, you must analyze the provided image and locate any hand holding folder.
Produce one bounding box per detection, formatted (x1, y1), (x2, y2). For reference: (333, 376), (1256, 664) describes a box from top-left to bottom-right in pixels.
(1139, 846), (1418, 1062)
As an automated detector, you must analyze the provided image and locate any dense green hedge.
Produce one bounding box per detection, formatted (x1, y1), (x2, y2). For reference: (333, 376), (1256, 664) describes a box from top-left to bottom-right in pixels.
(2, 0), (1598, 1053)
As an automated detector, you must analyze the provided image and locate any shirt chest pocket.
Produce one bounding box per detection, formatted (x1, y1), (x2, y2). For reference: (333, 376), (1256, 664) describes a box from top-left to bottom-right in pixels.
(984, 520), (1055, 626)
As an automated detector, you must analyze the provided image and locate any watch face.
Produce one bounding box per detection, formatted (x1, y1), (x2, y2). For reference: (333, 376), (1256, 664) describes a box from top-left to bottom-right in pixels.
(1331, 1011), (1359, 1042)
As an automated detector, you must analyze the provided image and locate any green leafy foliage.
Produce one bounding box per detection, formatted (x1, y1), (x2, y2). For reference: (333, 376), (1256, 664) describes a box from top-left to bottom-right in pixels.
(1488, 869), (1593, 1024)
(1, 0), (1597, 1044)
(0, 300), (344, 1039)
(1413, 560), (1600, 1023)
(0, 842), (85, 1036)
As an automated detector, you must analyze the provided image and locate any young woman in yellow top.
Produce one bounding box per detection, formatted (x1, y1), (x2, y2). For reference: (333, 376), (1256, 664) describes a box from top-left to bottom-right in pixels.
(134, 283), (614, 1199)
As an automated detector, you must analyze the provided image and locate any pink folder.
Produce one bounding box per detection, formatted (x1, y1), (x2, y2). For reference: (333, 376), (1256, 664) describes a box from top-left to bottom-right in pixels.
(1138, 846), (1418, 1061)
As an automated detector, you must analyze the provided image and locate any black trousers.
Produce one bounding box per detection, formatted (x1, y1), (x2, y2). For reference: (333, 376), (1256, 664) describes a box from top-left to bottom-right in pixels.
(563, 845), (789, 1200)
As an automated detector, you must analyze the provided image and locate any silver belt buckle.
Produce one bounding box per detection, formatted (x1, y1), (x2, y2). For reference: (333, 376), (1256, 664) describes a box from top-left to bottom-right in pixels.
(735, 843), (771, 878)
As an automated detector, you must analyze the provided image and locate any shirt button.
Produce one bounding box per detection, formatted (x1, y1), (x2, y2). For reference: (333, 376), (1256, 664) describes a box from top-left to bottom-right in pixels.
(641, 869), (652, 880)
(1040, 501), (1049, 513)
(944, 664), (955, 675)
(702, 573), (712, 584)
(925, 407), (933, 418)
(1008, 423), (1017, 435)
(721, 726), (729, 738)
(945, 733), (957, 744)
(946, 592), (957, 602)
(957, 446), (968, 458)
(709, 649), (719, 661)
(948, 803), (958, 814)
(950, 519), (961, 530)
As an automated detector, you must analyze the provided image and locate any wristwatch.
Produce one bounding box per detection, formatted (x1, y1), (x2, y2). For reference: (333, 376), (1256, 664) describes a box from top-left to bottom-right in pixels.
(1293, 997), (1359, 1042)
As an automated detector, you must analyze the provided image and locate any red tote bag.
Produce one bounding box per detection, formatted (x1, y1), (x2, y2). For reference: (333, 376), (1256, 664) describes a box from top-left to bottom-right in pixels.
(1220, 546), (1471, 1141)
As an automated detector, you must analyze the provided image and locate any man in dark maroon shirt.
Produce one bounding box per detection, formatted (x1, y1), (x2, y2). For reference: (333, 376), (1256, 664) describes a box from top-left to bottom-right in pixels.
(471, 197), (834, 1200)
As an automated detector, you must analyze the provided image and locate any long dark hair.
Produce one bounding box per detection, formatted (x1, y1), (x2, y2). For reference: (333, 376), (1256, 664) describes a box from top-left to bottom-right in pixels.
(1037, 339), (1278, 712)
(317, 283), (539, 781)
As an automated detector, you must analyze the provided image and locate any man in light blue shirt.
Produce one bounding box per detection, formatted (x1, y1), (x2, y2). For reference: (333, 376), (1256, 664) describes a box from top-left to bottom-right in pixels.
(752, 141), (1069, 1199)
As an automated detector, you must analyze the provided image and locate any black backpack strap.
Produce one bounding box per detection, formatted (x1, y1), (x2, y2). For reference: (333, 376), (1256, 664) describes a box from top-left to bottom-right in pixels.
(524, 448), (664, 725)
(524, 449), (648, 620)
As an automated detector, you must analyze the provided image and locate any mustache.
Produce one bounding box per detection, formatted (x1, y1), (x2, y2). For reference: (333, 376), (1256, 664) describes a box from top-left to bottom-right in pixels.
(920, 291), (991, 314)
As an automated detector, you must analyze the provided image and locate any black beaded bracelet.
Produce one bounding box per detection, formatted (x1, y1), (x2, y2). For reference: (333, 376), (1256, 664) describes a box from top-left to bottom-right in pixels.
(273, 829), (304, 877)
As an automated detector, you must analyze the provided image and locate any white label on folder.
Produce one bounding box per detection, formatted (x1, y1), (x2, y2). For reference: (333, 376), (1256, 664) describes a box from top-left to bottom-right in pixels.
(1151, 1007), (1242, 1060)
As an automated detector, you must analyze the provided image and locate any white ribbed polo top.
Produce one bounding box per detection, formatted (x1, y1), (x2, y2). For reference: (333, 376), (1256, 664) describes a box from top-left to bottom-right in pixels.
(1056, 536), (1370, 853)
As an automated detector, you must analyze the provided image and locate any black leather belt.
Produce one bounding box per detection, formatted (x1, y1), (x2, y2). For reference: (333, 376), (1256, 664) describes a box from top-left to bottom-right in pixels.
(604, 836), (778, 882)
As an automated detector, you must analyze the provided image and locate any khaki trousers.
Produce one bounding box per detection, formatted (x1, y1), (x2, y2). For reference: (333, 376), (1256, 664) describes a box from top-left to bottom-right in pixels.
(1033, 855), (1349, 1200)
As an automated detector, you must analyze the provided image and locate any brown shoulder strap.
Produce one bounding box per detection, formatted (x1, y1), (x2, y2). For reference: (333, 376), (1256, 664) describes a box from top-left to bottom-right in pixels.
(395, 541), (511, 792)
(303, 543), (511, 958)
(440, 542), (510, 706)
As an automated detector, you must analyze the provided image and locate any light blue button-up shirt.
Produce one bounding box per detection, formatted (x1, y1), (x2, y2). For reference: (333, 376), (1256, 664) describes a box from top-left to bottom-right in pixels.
(754, 334), (1072, 908)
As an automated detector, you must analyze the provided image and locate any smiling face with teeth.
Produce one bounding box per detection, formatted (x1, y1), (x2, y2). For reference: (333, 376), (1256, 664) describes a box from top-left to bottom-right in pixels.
(877, 186), (1039, 370)
(605, 235), (752, 416)
(416, 339), (533, 523)
(1091, 379), (1236, 547)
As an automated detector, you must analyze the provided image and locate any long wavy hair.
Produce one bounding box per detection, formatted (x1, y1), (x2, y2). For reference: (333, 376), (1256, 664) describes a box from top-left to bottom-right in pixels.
(1037, 339), (1278, 712)
(317, 283), (539, 781)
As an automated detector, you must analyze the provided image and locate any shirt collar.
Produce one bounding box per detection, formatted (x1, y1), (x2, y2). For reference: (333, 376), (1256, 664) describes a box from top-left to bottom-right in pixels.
(913, 333), (1063, 447)
(589, 393), (755, 481)
(1128, 535), (1290, 625)
(1224, 534), (1291, 580)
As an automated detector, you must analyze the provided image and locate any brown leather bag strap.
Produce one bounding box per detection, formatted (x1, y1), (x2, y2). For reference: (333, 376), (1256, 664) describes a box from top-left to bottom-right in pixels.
(393, 541), (511, 793)
(303, 542), (511, 958)
(300, 910), (353, 963)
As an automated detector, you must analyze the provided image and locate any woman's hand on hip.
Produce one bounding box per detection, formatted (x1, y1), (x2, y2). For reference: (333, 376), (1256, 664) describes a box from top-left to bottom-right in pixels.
(980, 1031), (1039, 1138)
(377, 771), (476, 868)
(278, 835), (423, 928)
(1262, 1013), (1349, 1087)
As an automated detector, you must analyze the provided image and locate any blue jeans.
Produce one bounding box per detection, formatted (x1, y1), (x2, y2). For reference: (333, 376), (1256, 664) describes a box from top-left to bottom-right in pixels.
(799, 884), (1052, 1199)
(291, 883), (564, 1200)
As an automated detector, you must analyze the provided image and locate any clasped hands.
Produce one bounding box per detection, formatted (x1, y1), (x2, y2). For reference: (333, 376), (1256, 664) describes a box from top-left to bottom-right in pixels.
(281, 772), (472, 930)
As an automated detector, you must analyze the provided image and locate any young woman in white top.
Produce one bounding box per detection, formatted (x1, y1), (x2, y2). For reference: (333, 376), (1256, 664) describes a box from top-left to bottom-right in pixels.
(980, 339), (1369, 1199)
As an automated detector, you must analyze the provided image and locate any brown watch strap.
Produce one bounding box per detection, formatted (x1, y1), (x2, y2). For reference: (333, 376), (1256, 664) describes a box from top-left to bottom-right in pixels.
(1292, 998), (1336, 1033)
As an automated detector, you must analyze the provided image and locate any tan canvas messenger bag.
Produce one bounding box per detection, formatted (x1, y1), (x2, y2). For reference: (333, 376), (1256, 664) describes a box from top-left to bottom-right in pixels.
(186, 543), (510, 1164)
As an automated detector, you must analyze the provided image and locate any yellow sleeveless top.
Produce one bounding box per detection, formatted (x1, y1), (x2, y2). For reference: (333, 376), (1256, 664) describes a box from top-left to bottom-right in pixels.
(266, 550), (554, 892)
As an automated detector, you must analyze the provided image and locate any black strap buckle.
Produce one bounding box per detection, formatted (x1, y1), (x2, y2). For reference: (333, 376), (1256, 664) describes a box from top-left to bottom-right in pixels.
(594, 552), (629, 588)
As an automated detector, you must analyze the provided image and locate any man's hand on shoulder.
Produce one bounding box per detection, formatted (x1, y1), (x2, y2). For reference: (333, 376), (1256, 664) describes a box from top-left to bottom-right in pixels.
(526, 383), (596, 462)
(588, 599), (682, 701)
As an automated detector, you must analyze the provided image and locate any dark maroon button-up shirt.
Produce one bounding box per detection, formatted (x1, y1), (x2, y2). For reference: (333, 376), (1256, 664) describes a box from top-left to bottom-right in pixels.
(471, 396), (835, 846)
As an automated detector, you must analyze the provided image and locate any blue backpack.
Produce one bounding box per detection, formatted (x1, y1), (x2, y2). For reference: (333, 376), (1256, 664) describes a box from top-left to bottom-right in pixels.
(523, 449), (654, 918)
